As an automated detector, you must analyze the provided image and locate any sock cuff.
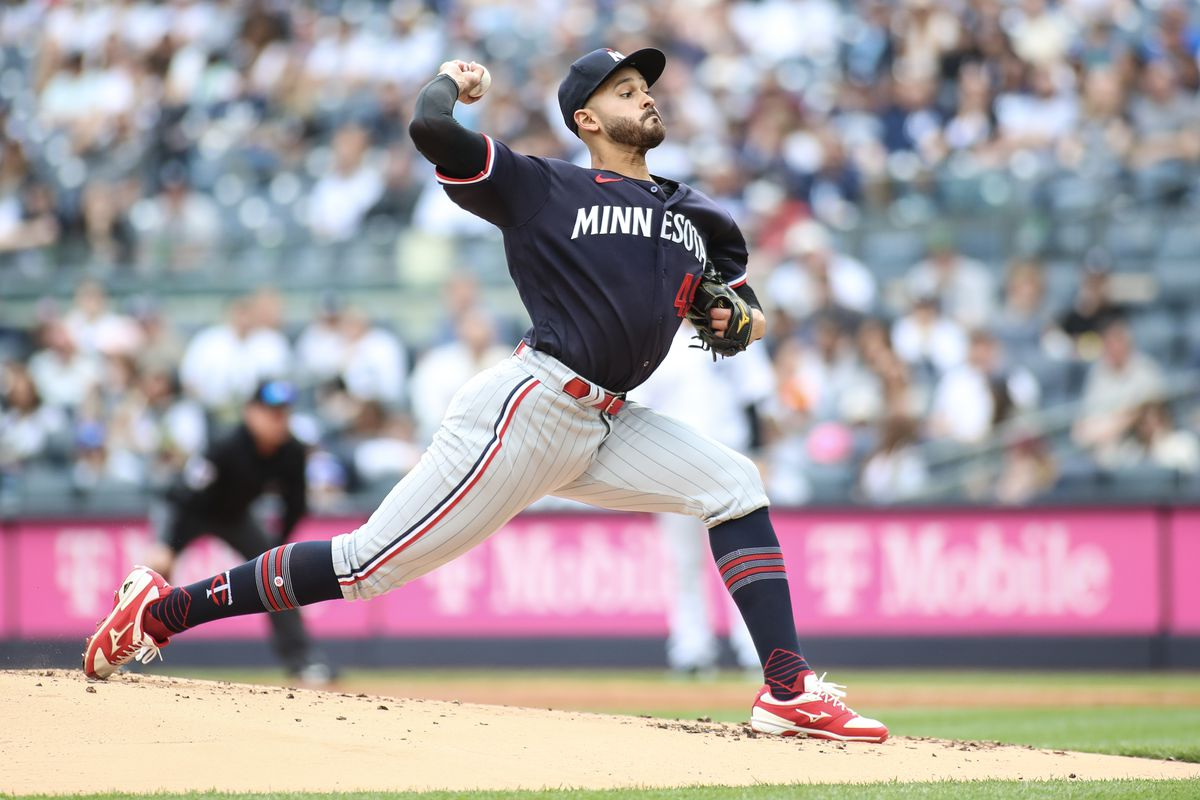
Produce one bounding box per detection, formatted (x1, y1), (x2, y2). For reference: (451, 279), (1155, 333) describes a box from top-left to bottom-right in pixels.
(254, 544), (299, 612)
(717, 546), (786, 593)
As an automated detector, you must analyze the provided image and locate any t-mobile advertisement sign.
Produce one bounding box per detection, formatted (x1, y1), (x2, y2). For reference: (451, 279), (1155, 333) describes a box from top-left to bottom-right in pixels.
(778, 510), (1158, 635)
(4, 508), (1175, 639)
(1171, 511), (1200, 634)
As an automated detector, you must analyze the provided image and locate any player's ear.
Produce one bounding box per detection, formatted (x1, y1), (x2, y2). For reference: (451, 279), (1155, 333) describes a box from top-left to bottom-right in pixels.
(574, 108), (600, 134)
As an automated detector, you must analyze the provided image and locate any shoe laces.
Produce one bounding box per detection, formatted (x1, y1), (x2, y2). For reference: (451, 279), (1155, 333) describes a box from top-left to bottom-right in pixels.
(133, 639), (164, 666)
(808, 672), (849, 711)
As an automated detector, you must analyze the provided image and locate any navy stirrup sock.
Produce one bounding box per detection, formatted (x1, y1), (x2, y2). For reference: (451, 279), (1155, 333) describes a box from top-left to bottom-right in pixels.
(709, 507), (811, 699)
(149, 541), (343, 635)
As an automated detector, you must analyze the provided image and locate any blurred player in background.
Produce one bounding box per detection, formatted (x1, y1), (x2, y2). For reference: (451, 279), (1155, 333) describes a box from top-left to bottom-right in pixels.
(144, 379), (333, 684)
(630, 323), (774, 675)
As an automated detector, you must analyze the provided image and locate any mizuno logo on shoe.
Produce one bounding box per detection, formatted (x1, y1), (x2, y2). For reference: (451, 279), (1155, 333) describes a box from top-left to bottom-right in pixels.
(109, 622), (134, 651)
(793, 709), (832, 724)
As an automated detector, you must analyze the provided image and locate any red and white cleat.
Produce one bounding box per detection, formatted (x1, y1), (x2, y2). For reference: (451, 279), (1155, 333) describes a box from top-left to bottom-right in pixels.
(82, 566), (171, 680)
(750, 672), (889, 743)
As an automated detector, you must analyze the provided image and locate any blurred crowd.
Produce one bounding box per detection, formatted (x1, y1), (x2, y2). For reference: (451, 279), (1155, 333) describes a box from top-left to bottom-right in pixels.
(2, 0), (1200, 508)
(2, 0), (1200, 266)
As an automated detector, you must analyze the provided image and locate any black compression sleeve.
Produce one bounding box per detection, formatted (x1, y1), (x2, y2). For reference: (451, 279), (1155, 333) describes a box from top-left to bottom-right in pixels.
(408, 74), (489, 179)
(734, 282), (762, 313)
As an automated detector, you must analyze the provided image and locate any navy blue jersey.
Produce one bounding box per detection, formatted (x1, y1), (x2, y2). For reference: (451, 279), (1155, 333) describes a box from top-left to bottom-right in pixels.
(439, 135), (749, 393)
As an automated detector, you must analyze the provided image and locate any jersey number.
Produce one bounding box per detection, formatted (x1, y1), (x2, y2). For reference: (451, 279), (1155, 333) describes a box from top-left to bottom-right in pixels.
(673, 273), (699, 318)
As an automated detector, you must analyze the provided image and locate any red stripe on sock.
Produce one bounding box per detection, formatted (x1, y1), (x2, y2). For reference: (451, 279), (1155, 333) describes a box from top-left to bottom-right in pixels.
(260, 555), (281, 612)
(724, 564), (787, 590)
(273, 547), (293, 609)
(718, 551), (782, 578)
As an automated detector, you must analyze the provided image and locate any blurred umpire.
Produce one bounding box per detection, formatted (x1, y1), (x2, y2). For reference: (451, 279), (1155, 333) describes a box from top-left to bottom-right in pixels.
(146, 379), (333, 684)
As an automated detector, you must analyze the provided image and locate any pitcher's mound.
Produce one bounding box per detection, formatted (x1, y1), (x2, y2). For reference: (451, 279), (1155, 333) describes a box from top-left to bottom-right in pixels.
(3, 670), (1197, 794)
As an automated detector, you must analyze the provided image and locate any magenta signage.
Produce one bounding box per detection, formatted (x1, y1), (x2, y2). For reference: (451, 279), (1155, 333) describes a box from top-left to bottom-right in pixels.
(1170, 511), (1200, 634)
(0, 533), (9, 637)
(11, 521), (374, 639)
(777, 510), (1159, 635)
(5, 509), (1174, 639)
(372, 514), (678, 635)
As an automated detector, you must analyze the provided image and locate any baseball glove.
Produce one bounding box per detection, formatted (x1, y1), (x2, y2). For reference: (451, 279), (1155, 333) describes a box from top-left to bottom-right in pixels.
(685, 261), (754, 360)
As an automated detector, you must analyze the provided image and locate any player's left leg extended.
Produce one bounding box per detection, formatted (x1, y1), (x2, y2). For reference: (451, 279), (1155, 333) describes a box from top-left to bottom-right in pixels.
(553, 401), (888, 742)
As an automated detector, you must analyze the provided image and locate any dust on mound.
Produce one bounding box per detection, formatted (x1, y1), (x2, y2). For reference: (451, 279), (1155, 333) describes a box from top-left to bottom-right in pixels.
(4, 670), (1197, 794)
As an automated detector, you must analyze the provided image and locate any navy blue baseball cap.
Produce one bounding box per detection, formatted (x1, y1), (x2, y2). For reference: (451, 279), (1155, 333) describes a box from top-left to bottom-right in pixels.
(558, 47), (667, 136)
(252, 379), (297, 408)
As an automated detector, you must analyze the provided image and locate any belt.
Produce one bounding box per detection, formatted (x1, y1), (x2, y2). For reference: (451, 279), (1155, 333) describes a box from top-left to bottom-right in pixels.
(515, 341), (625, 416)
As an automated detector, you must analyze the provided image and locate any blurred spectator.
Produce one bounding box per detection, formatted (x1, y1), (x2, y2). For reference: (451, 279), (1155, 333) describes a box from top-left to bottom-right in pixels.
(1057, 67), (1131, 177)
(1106, 400), (1200, 474)
(246, 287), (293, 378)
(296, 293), (350, 387)
(994, 63), (1079, 162)
(1140, 2), (1200, 91)
(307, 124), (384, 243)
(994, 435), (1058, 505)
(63, 280), (143, 358)
(942, 63), (998, 162)
(1073, 318), (1165, 455)
(76, 180), (137, 266)
(1008, 0), (1075, 67)
(1055, 261), (1126, 360)
(0, 362), (67, 470)
(340, 309), (407, 406)
(904, 230), (994, 329)
(1128, 60), (1200, 202)
(993, 260), (1051, 359)
(772, 317), (872, 426)
(410, 309), (511, 443)
(27, 321), (100, 411)
(0, 179), (60, 259)
(347, 400), (421, 484)
(859, 415), (928, 504)
(123, 366), (208, 484)
(129, 296), (186, 373)
(891, 295), (968, 375)
(132, 165), (222, 271)
(929, 330), (1040, 445)
(766, 220), (877, 321)
(179, 297), (286, 411)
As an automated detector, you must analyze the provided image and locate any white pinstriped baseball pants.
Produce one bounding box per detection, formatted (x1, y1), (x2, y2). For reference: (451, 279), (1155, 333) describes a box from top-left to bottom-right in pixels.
(332, 346), (769, 600)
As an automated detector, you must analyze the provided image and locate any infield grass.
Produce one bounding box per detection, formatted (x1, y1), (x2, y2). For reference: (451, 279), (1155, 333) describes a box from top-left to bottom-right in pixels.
(7, 781), (1200, 799)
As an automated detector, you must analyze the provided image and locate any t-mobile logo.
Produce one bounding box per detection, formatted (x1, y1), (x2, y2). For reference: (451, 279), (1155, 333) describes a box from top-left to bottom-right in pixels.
(804, 526), (872, 616)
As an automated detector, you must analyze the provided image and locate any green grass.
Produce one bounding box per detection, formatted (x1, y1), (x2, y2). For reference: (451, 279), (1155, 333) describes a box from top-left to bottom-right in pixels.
(6, 781), (1200, 799)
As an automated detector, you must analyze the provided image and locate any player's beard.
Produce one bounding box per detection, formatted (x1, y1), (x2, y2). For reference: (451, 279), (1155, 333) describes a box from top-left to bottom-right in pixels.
(602, 110), (666, 152)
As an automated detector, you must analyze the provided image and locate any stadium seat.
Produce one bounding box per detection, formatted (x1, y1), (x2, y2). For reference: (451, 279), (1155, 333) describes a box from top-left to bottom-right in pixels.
(1129, 309), (1181, 364)
(858, 229), (927, 276)
(1154, 258), (1200, 302)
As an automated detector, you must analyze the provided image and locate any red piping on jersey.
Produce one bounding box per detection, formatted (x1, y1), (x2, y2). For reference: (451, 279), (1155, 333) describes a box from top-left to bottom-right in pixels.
(339, 378), (540, 586)
(435, 134), (495, 185)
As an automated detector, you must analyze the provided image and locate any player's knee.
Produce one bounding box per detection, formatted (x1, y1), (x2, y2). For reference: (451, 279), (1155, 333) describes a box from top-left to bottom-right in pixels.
(703, 451), (768, 526)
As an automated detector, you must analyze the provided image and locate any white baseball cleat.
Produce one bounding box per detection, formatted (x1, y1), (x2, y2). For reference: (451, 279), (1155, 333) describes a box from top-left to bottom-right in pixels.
(82, 566), (171, 680)
(750, 672), (889, 743)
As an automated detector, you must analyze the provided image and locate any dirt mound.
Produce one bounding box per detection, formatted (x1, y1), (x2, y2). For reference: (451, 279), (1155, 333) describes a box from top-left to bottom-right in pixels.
(4, 670), (1197, 794)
